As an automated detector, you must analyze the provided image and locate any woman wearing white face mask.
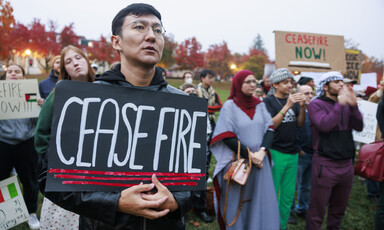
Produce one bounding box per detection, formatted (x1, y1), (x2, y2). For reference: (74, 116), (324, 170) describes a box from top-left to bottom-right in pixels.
(0, 64), (41, 229)
(179, 71), (194, 89)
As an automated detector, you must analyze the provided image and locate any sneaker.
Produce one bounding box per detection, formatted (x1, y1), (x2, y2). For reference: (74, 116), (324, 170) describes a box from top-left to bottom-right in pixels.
(28, 213), (40, 230)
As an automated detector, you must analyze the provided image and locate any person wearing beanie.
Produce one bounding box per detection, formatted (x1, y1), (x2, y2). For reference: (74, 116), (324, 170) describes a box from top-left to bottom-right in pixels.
(306, 71), (363, 230)
(263, 68), (306, 230)
(38, 55), (60, 101)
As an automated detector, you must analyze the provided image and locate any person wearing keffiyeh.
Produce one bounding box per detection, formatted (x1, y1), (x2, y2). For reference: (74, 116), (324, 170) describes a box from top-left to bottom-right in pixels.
(306, 71), (363, 230)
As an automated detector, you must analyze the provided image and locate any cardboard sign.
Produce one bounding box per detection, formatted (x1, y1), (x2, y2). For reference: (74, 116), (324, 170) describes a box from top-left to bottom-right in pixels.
(344, 49), (361, 83)
(353, 100), (378, 144)
(360, 73), (378, 89)
(0, 79), (41, 120)
(46, 81), (208, 192)
(275, 31), (345, 72)
(0, 176), (29, 230)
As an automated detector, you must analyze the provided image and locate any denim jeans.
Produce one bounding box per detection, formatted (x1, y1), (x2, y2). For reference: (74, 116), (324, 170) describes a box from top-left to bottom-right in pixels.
(292, 153), (313, 214)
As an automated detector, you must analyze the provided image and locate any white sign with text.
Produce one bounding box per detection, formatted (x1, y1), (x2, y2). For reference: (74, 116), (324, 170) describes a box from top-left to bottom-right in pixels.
(0, 79), (41, 120)
(353, 100), (378, 144)
(0, 176), (29, 230)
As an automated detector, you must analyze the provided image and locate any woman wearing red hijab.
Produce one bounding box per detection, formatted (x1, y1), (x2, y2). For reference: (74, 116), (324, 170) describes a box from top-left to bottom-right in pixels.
(210, 70), (279, 229)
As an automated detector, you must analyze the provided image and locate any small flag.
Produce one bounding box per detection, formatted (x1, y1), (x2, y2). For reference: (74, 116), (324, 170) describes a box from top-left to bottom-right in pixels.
(0, 182), (18, 203)
(25, 93), (37, 102)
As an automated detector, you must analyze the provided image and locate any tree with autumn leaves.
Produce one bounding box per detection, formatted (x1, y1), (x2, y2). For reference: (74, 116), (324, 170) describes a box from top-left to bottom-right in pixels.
(0, 0), (15, 60)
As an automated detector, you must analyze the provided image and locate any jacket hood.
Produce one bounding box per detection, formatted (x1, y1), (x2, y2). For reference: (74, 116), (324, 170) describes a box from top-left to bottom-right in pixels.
(95, 64), (168, 87)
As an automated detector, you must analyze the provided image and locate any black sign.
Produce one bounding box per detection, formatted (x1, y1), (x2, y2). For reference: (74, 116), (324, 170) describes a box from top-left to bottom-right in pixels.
(45, 81), (208, 192)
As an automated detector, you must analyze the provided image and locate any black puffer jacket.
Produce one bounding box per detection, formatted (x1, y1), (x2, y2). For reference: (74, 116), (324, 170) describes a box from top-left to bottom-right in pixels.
(40, 65), (194, 230)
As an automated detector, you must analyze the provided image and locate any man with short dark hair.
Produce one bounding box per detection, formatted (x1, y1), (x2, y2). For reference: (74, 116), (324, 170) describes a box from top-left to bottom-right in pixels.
(196, 69), (222, 130)
(262, 68), (306, 230)
(194, 69), (221, 222)
(306, 72), (363, 230)
(43, 4), (193, 229)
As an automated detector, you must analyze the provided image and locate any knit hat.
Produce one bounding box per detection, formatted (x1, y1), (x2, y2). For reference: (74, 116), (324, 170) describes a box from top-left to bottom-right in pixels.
(316, 71), (344, 97)
(267, 68), (293, 95)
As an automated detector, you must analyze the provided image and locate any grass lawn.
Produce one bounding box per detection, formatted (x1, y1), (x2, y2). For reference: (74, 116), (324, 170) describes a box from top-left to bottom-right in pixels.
(11, 76), (377, 229)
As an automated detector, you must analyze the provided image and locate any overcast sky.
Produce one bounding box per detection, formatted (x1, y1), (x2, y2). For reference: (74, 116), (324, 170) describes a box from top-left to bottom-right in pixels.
(11, 0), (384, 60)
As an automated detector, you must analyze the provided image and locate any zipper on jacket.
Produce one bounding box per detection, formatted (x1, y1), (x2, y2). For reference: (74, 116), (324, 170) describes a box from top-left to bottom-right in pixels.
(142, 217), (146, 230)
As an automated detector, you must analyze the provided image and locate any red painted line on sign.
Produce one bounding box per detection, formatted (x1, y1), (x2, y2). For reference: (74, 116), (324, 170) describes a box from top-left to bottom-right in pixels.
(49, 168), (205, 177)
(62, 181), (197, 187)
(54, 174), (200, 181)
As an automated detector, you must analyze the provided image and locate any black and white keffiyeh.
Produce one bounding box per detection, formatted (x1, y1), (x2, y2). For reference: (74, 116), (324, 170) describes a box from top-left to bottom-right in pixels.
(316, 71), (344, 97)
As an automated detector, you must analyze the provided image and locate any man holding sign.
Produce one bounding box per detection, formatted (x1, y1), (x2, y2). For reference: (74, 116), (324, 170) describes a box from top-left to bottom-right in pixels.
(42, 4), (196, 229)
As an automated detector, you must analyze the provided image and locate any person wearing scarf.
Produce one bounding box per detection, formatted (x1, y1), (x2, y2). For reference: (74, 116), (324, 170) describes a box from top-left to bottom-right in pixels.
(263, 68), (306, 230)
(210, 70), (279, 230)
(306, 71), (363, 230)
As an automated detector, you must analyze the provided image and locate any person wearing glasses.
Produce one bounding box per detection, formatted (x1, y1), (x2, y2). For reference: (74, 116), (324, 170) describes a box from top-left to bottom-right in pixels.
(41, 4), (193, 230)
(210, 70), (279, 229)
(253, 85), (265, 100)
(288, 85), (315, 225)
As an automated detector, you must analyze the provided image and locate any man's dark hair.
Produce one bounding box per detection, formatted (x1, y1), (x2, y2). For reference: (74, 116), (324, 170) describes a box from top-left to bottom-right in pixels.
(200, 69), (214, 79)
(112, 3), (162, 36)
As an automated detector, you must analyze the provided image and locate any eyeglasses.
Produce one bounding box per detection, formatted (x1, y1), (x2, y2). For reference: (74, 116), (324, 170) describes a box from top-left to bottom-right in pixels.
(243, 79), (257, 84)
(118, 21), (166, 37)
(255, 90), (263, 94)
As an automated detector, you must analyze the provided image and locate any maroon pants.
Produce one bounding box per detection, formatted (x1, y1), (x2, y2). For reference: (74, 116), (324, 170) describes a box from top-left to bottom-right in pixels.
(305, 161), (354, 230)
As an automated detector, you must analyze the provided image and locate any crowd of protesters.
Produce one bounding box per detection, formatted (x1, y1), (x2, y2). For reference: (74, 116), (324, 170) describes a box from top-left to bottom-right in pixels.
(0, 3), (383, 230)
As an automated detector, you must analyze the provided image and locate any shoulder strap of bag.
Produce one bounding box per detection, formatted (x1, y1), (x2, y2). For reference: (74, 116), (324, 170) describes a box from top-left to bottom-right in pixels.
(223, 140), (246, 226)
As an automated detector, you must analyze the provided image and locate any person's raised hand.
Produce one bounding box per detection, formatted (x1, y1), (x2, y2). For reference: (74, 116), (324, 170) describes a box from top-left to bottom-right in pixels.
(37, 98), (45, 107)
(293, 93), (306, 107)
(338, 88), (347, 105)
(286, 94), (296, 109)
(141, 174), (179, 212)
(344, 85), (357, 107)
(117, 182), (170, 220)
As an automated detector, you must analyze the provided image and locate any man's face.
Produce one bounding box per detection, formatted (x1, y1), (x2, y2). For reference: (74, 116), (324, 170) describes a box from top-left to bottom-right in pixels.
(345, 83), (354, 90)
(112, 14), (164, 67)
(325, 80), (344, 96)
(52, 58), (60, 74)
(300, 85), (313, 104)
(274, 78), (293, 96)
(263, 76), (271, 87)
(201, 74), (214, 87)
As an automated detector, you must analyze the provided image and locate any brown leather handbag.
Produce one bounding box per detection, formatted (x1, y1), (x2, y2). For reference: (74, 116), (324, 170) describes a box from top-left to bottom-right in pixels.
(223, 140), (252, 185)
(223, 140), (252, 226)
